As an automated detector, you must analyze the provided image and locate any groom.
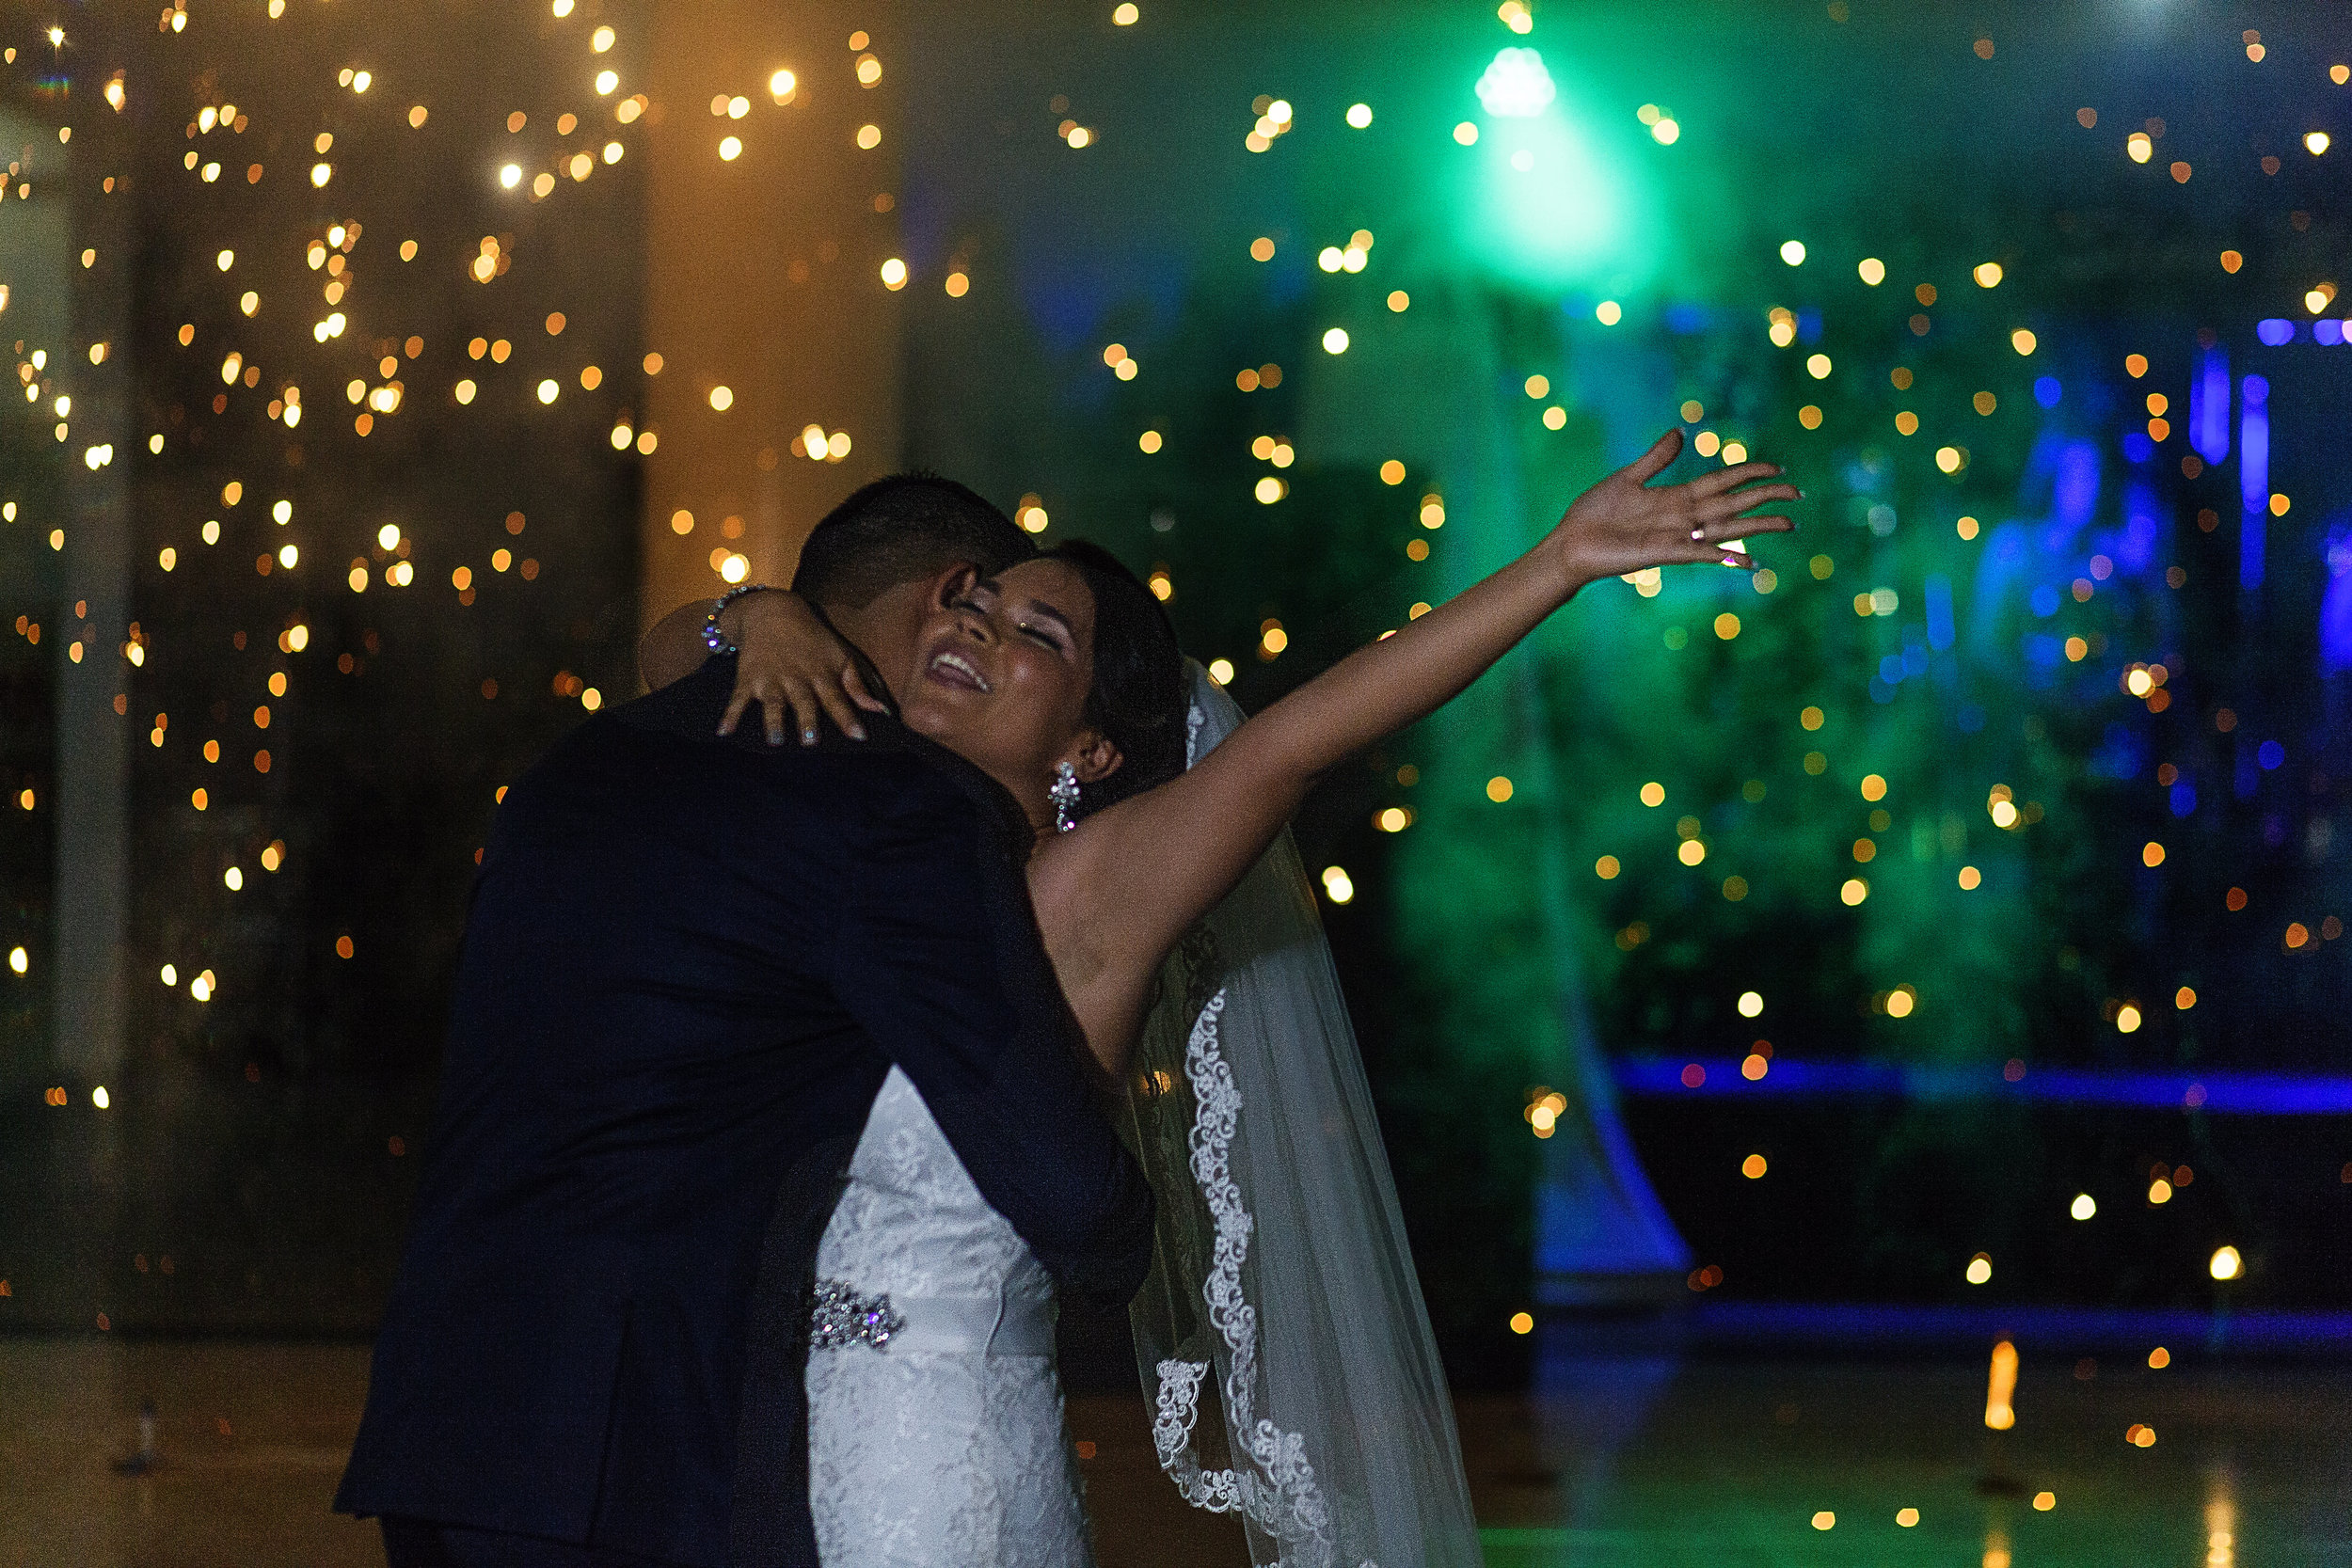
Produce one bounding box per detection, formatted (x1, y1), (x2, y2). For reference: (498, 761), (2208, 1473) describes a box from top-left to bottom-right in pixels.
(336, 476), (1153, 1567)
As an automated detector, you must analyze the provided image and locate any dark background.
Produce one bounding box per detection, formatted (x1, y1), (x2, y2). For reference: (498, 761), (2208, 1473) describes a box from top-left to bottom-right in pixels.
(4, 0), (2349, 1384)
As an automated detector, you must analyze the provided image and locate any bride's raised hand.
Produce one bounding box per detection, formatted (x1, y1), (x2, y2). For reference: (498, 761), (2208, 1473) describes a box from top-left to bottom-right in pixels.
(1050, 420), (1799, 1068)
(1547, 428), (1800, 591)
(716, 589), (888, 746)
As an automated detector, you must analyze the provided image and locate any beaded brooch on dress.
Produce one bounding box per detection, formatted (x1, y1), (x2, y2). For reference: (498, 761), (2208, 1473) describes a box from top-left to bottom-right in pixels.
(809, 1278), (906, 1351)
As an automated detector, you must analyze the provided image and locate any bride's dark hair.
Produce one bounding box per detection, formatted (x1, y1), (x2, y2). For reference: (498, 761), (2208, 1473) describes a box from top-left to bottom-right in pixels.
(1046, 539), (1186, 820)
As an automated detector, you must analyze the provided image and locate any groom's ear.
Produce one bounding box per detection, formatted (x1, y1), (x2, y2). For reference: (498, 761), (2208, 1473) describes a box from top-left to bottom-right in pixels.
(1070, 731), (1123, 785)
(928, 562), (982, 609)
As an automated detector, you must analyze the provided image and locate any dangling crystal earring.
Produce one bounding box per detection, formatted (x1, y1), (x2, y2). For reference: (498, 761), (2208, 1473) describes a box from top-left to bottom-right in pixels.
(1050, 762), (1082, 833)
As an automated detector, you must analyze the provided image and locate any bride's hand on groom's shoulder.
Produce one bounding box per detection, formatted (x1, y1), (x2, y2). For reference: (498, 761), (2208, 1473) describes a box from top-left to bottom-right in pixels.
(717, 590), (889, 747)
(1546, 427), (1801, 594)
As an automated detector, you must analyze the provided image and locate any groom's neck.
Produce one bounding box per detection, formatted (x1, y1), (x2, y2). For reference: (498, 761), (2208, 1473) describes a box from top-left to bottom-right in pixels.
(819, 579), (930, 711)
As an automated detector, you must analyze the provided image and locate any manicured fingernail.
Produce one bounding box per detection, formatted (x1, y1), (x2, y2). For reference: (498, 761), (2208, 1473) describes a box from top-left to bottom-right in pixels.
(802, 728), (818, 745)
(848, 724), (866, 740)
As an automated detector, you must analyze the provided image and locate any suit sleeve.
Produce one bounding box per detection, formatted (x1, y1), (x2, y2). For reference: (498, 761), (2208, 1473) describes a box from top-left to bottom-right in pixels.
(828, 771), (1155, 1307)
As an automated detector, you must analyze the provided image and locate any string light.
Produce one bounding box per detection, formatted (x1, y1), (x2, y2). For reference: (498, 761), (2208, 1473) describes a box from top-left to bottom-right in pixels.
(0, 0), (2330, 1364)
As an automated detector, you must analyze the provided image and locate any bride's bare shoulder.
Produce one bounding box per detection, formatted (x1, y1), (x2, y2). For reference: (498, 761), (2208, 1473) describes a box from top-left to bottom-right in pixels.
(1025, 815), (1105, 916)
(1025, 801), (1162, 957)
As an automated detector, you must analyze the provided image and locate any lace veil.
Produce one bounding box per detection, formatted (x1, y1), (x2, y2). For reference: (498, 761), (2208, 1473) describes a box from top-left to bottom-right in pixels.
(1119, 661), (1484, 1568)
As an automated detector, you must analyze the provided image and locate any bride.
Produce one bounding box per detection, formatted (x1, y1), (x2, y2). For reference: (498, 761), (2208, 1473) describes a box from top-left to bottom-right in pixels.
(644, 429), (1794, 1566)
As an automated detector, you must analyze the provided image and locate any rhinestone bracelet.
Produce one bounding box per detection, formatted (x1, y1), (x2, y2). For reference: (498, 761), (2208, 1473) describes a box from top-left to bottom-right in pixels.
(701, 581), (773, 657)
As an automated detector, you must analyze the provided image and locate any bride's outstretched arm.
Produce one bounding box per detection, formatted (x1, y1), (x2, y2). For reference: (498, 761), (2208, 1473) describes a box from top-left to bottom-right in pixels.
(1043, 428), (1797, 1060)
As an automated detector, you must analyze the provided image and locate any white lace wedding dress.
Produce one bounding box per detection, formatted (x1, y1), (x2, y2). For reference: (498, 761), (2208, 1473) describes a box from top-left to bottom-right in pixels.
(803, 1066), (1094, 1567)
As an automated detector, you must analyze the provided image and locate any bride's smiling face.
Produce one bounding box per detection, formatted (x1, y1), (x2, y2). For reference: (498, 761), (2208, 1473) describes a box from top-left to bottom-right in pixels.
(897, 560), (1122, 822)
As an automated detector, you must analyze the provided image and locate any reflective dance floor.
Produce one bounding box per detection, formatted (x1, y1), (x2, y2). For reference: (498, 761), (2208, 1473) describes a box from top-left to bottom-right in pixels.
(5, 1337), (2347, 1566)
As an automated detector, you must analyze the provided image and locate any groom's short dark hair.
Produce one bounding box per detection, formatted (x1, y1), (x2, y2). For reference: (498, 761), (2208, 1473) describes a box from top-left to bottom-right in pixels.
(792, 473), (1035, 609)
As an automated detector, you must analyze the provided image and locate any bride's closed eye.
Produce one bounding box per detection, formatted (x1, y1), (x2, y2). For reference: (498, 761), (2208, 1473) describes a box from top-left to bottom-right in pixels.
(994, 588), (1076, 657)
(952, 573), (1078, 657)
(1016, 619), (1070, 654)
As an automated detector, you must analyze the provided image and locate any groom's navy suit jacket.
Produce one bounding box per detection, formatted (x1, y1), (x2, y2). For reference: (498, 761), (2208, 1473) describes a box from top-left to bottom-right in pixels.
(335, 659), (1154, 1568)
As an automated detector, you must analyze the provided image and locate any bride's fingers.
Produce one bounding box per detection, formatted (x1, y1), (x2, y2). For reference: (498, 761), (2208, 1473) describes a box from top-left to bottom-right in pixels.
(1700, 480), (1803, 516)
(1655, 540), (1757, 569)
(1705, 515), (1796, 544)
(1678, 542), (1770, 570)
(767, 676), (804, 747)
(718, 681), (757, 738)
(1682, 509), (1795, 546)
(1714, 474), (1802, 500)
(814, 670), (870, 742)
(1624, 428), (1685, 485)
(779, 676), (824, 747)
(1685, 459), (1785, 498)
(841, 661), (889, 715)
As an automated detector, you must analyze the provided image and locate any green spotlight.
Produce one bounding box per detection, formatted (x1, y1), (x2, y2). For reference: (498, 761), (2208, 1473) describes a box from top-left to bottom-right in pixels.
(1465, 77), (1628, 285)
(1475, 46), (1557, 118)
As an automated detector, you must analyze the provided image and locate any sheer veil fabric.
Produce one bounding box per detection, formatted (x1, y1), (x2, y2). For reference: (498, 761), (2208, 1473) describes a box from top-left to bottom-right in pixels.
(1120, 661), (1485, 1568)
